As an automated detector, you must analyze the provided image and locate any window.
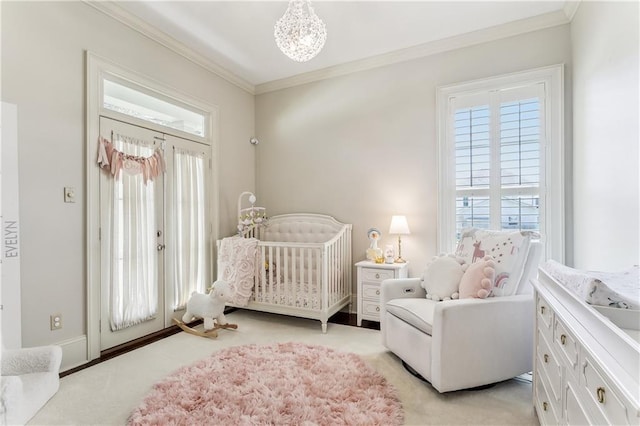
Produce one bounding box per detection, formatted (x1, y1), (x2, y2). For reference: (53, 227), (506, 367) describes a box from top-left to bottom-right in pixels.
(103, 77), (206, 138)
(437, 65), (564, 261)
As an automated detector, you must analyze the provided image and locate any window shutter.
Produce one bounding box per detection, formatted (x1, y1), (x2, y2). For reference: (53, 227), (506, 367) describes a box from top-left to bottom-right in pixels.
(451, 84), (545, 238)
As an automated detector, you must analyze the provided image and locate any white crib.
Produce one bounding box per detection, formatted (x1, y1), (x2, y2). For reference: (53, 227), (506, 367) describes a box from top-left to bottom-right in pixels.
(219, 213), (352, 333)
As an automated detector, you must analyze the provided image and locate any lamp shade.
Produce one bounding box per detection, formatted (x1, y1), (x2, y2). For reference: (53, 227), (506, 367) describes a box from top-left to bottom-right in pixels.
(389, 215), (410, 235)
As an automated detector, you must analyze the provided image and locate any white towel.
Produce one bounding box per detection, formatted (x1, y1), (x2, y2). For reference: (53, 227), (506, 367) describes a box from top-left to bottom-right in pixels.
(218, 236), (258, 306)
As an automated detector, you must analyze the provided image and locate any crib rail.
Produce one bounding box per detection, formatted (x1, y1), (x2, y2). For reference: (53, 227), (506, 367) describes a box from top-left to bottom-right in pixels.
(219, 213), (352, 333)
(253, 223), (352, 314)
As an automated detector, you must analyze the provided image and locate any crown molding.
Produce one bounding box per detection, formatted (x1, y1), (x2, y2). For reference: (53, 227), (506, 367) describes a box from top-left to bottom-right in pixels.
(255, 9), (570, 95)
(83, 1), (256, 95)
(563, 0), (581, 21)
(83, 1), (570, 97)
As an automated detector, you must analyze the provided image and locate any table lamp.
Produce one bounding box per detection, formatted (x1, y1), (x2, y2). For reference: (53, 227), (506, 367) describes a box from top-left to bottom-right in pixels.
(389, 215), (410, 263)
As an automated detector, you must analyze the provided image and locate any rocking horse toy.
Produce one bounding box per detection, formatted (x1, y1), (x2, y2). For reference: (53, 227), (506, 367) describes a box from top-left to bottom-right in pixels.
(172, 280), (238, 338)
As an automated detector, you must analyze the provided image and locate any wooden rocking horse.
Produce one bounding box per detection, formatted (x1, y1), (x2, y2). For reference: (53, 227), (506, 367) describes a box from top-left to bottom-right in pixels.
(175, 280), (238, 339)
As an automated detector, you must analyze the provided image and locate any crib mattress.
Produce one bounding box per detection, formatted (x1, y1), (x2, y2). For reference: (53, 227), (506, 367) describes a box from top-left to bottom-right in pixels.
(542, 260), (640, 310)
(253, 281), (324, 310)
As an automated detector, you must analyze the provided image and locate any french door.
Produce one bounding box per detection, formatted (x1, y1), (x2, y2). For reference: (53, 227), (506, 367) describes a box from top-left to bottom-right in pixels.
(99, 117), (210, 350)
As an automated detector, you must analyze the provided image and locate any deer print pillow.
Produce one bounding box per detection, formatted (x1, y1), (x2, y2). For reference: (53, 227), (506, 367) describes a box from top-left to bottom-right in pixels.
(456, 229), (539, 297)
(474, 230), (537, 296)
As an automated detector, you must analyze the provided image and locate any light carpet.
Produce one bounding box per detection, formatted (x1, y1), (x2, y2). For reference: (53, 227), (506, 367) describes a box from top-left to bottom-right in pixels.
(29, 310), (539, 425)
(128, 342), (403, 425)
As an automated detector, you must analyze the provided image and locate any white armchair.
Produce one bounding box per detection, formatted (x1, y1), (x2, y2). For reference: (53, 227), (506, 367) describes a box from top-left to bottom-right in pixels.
(380, 233), (541, 393)
(1, 345), (62, 425)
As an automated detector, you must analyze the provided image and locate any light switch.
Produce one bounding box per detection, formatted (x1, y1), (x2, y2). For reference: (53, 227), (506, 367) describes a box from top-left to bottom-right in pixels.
(64, 187), (76, 203)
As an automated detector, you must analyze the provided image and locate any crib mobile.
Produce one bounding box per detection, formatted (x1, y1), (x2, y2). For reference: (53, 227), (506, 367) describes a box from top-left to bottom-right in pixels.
(237, 191), (267, 237)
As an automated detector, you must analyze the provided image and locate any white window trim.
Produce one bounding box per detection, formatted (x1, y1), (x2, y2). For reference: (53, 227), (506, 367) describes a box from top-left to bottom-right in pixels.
(86, 51), (220, 362)
(436, 64), (564, 262)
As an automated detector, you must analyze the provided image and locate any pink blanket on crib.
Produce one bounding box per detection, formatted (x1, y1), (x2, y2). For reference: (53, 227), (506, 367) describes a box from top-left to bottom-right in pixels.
(218, 236), (258, 306)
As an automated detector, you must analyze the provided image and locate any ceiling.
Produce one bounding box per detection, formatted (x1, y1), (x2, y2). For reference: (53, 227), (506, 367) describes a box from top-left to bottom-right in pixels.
(100, 1), (576, 93)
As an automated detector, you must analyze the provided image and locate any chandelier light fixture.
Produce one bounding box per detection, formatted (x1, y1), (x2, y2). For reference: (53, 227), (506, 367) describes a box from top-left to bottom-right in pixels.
(274, 0), (327, 62)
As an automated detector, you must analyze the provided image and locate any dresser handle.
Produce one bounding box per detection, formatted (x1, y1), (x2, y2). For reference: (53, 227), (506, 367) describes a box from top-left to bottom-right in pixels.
(375, 306), (380, 312)
(541, 306), (545, 314)
(597, 387), (605, 404)
(376, 290), (380, 296)
(560, 334), (567, 345)
(542, 402), (548, 411)
(544, 354), (549, 363)
(375, 273), (380, 279)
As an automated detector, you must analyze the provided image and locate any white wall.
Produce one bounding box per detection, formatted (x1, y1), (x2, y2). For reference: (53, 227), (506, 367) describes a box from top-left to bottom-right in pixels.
(1, 2), (254, 354)
(256, 25), (573, 283)
(571, 1), (639, 270)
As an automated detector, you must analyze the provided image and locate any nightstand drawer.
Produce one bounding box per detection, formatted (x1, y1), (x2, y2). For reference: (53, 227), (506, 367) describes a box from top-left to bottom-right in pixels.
(362, 283), (381, 300)
(356, 260), (409, 327)
(361, 268), (394, 283)
(362, 300), (381, 318)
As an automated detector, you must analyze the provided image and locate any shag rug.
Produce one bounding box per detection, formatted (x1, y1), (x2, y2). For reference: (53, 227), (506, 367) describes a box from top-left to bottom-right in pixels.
(128, 342), (403, 425)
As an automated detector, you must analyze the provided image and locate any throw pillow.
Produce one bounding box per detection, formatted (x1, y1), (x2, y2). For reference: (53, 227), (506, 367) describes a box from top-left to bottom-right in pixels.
(459, 255), (496, 299)
(470, 230), (538, 296)
(421, 254), (465, 301)
(455, 228), (479, 265)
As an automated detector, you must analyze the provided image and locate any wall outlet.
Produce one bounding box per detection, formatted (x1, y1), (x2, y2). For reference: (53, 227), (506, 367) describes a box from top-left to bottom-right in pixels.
(50, 313), (62, 330)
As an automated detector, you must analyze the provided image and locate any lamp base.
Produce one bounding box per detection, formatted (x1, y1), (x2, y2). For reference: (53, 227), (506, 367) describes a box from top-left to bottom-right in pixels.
(394, 257), (407, 263)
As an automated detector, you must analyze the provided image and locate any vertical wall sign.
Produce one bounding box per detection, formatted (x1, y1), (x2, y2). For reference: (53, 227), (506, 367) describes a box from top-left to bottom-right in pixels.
(1, 102), (22, 348)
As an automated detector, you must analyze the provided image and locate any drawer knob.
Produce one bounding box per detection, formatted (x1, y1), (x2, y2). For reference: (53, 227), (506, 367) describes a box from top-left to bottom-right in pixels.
(542, 402), (548, 411)
(375, 273), (380, 279)
(560, 334), (567, 345)
(597, 387), (605, 404)
(544, 354), (549, 363)
(375, 306), (380, 312)
(376, 290), (380, 296)
(541, 306), (545, 314)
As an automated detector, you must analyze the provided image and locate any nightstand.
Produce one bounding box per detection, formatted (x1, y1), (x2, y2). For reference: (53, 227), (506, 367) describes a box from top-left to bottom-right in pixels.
(356, 260), (409, 326)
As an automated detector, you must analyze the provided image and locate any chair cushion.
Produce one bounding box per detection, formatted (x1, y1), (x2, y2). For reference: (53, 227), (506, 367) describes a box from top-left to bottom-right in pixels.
(385, 298), (436, 335)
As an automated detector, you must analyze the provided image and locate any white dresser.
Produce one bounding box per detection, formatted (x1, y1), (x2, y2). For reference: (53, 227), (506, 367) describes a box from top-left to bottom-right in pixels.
(355, 260), (408, 326)
(532, 268), (640, 425)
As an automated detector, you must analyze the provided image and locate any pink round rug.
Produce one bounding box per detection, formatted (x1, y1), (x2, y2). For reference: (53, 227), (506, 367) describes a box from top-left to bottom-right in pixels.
(128, 342), (403, 425)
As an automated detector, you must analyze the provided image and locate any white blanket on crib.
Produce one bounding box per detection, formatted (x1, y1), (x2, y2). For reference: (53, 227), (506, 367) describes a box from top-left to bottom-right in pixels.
(218, 236), (258, 306)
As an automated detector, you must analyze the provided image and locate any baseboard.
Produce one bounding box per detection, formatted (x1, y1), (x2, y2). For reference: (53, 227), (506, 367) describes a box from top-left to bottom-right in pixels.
(57, 335), (88, 372)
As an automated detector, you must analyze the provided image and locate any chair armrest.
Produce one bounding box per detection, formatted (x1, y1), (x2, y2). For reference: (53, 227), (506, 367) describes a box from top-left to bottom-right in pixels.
(1, 346), (62, 376)
(380, 278), (425, 306)
(380, 278), (425, 333)
(430, 294), (534, 392)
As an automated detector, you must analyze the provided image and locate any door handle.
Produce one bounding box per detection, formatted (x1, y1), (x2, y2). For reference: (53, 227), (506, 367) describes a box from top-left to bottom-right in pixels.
(157, 244), (165, 251)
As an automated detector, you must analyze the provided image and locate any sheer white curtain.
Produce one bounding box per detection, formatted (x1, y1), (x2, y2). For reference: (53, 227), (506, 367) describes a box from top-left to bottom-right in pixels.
(104, 137), (158, 331)
(172, 147), (206, 310)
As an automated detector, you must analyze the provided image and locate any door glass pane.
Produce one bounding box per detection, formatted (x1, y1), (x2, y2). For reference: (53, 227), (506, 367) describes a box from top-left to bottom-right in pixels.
(107, 136), (159, 331)
(172, 147), (207, 310)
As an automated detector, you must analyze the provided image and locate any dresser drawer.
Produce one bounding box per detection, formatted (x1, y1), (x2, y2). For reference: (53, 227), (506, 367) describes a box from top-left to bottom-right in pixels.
(554, 317), (579, 372)
(537, 294), (554, 342)
(582, 352), (631, 425)
(565, 379), (596, 426)
(362, 283), (381, 300)
(361, 268), (394, 283)
(535, 371), (559, 425)
(361, 300), (381, 318)
(537, 330), (562, 402)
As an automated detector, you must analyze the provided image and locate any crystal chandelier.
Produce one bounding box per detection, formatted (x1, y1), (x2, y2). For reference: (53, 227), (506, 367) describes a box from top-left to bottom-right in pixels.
(274, 0), (327, 62)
